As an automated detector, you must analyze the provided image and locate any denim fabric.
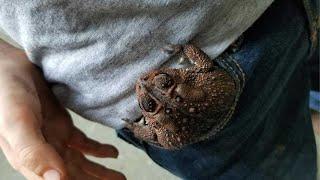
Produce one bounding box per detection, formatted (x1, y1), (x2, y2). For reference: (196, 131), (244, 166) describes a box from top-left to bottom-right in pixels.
(118, 0), (318, 179)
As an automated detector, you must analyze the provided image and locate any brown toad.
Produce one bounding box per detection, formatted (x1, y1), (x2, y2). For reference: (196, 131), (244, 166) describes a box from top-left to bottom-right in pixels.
(126, 44), (238, 149)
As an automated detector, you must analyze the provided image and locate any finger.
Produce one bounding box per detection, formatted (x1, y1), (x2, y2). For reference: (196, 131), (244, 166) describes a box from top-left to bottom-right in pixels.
(80, 158), (126, 180)
(17, 142), (67, 179)
(19, 166), (42, 180)
(75, 172), (100, 180)
(68, 129), (118, 158)
(0, 139), (41, 180)
(66, 163), (100, 180)
(63, 149), (125, 180)
(64, 150), (100, 180)
(0, 140), (42, 180)
(0, 108), (67, 179)
(0, 135), (19, 170)
(0, 136), (42, 180)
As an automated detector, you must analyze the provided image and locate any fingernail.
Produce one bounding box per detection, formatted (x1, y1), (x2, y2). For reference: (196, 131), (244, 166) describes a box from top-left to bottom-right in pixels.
(43, 170), (61, 180)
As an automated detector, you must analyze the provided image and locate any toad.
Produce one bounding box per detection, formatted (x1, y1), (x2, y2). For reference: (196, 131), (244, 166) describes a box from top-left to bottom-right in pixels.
(126, 44), (240, 149)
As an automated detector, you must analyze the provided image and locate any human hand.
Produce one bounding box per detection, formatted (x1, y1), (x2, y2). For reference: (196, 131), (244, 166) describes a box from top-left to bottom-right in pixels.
(0, 40), (126, 180)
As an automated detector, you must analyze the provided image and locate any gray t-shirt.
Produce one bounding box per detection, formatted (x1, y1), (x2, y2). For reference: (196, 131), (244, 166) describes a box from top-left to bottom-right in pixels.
(0, 0), (273, 129)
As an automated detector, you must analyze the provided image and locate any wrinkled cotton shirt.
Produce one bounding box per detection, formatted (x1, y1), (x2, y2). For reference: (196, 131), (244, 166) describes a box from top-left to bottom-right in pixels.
(0, 0), (273, 129)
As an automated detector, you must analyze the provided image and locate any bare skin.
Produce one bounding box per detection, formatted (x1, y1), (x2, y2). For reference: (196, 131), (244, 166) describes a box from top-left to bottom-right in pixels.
(0, 39), (126, 180)
(127, 44), (238, 149)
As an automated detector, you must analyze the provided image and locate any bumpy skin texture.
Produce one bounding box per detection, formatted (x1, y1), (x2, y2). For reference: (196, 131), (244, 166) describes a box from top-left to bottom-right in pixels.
(126, 44), (237, 149)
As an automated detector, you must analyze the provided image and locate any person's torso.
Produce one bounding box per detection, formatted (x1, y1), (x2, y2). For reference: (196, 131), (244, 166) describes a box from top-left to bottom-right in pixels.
(0, 0), (273, 128)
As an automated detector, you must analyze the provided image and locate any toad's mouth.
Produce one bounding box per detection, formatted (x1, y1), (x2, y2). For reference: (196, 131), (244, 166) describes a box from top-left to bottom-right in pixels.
(136, 116), (148, 126)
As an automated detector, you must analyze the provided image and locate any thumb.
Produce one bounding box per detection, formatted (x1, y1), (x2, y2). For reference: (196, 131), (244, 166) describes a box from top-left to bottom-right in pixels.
(17, 142), (66, 180)
(0, 108), (67, 180)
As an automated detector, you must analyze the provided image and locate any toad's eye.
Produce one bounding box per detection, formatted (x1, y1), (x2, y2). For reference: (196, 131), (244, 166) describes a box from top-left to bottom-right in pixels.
(154, 73), (174, 90)
(140, 95), (157, 112)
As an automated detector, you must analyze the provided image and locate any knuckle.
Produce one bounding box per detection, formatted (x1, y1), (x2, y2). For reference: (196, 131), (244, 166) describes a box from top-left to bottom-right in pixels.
(9, 159), (21, 171)
(11, 106), (39, 125)
(17, 143), (47, 175)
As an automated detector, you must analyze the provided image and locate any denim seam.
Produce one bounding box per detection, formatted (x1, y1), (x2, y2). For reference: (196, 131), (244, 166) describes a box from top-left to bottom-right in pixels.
(204, 55), (246, 137)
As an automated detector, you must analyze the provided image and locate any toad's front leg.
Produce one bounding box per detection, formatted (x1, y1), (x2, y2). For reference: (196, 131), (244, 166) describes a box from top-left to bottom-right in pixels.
(162, 44), (215, 71)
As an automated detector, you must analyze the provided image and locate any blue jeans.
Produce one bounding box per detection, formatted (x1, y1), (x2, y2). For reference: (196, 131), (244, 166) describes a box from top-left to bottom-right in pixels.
(118, 0), (319, 179)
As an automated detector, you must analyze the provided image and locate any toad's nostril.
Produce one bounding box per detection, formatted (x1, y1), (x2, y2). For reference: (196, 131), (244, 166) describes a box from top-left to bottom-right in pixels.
(137, 83), (141, 91)
(142, 74), (149, 81)
(138, 76), (149, 87)
(137, 78), (148, 92)
(154, 73), (174, 90)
